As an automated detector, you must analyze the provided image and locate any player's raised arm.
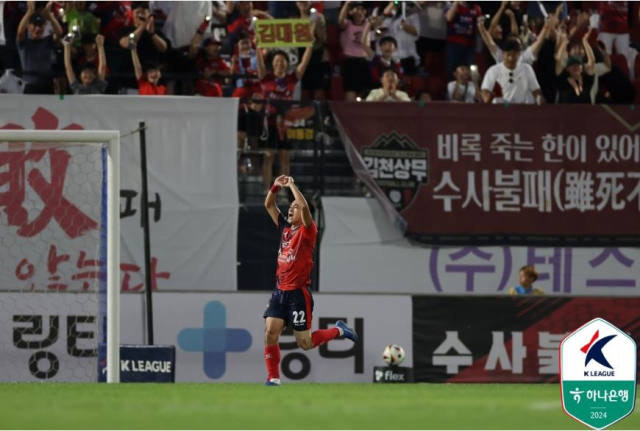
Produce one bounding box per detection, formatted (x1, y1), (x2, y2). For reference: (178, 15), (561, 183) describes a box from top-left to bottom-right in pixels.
(285, 177), (312, 228)
(264, 175), (286, 226)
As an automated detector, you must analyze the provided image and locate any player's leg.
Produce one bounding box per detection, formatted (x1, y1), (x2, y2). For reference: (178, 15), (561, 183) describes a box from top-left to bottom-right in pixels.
(291, 287), (358, 348)
(263, 289), (288, 385)
(264, 317), (285, 385)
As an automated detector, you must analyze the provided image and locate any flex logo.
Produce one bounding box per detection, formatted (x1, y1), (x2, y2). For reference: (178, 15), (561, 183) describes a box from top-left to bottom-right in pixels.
(178, 301), (252, 379)
(560, 318), (637, 430)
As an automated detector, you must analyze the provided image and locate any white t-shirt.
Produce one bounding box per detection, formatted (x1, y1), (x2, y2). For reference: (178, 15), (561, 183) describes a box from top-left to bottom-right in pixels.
(366, 88), (411, 102)
(481, 62), (540, 104)
(151, 1), (213, 47)
(418, 2), (446, 40)
(377, 14), (421, 63)
(494, 46), (536, 65)
(447, 81), (476, 103)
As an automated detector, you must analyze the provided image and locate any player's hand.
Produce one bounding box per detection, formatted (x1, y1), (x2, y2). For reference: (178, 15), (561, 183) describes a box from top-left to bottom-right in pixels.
(274, 175), (287, 187)
(284, 176), (295, 187)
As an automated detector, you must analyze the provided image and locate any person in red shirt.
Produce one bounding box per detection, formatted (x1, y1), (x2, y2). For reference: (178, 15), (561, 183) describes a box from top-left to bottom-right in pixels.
(190, 37), (231, 97)
(445, 1), (482, 79)
(256, 43), (313, 194)
(132, 43), (166, 95)
(262, 175), (358, 386)
(598, 1), (634, 77)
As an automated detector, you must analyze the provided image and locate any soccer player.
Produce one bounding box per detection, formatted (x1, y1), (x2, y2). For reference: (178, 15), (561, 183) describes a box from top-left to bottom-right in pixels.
(263, 175), (358, 386)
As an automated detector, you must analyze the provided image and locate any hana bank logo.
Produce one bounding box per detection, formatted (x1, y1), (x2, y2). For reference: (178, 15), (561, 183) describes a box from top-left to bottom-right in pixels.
(177, 301), (252, 379)
(581, 330), (617, 371)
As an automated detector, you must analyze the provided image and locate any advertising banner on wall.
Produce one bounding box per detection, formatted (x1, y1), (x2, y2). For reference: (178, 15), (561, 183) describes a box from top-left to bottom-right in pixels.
(331, 103), (640, 246)
(412, 296), (640, 383)
(0, 96), (238, 292)
(0, 292), (412, 382)
(320, 197), (640, 296)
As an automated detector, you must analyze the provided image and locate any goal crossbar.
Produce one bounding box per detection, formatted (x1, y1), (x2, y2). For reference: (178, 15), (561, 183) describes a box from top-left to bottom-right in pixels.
(0, 129), (120, 383)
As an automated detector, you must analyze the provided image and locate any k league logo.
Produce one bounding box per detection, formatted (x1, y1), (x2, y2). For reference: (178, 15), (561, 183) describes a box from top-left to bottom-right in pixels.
(560, 318), (637, 430)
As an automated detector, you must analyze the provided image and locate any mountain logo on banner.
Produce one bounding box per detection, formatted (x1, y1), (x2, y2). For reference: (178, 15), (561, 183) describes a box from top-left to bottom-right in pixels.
(560, 318), (637, 430)
(361, 131), (429, 211)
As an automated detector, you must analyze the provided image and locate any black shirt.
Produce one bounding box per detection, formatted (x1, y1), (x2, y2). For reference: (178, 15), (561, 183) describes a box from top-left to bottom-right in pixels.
(556, 71), (594, 104)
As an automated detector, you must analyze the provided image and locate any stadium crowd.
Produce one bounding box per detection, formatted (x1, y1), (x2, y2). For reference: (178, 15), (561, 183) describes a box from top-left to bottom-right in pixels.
(1, 0), (640, 105)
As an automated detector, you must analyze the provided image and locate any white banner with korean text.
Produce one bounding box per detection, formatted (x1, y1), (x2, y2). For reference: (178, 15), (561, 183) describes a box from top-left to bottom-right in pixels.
(0, 95), (238, 292)
(320, 197), (640, 296)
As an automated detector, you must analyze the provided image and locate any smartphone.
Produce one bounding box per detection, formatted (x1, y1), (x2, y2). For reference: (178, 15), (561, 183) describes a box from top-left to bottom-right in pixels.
(310, 7), (317, 22)
(128, 33), (136, 49)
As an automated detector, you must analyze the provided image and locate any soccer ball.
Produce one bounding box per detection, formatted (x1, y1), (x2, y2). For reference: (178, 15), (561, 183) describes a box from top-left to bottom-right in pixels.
(382, 344), (405, 366)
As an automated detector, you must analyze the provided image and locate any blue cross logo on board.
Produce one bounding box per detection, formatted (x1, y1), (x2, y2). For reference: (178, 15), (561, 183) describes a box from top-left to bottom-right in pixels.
(177, 301), (252, 379)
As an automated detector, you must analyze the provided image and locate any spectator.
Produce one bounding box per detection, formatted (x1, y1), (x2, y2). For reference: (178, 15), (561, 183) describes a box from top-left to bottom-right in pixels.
(481, 38), (543, 104)
(16, 1), (63, 94)
(131, 43), (166, 95)
(374, 2), (420, 75)
(447, 64), (480, 102)
(598, 1), (634, 76)
(118, 1), (169, 91)
(296, 1), (330, 101)
(226, 1), (273, 47)
(478, 14), (554, 67)
(555, 30), (595, 104)
(97, 2), (133, 47)
(64, 34), (107, 95)
(560, 37), (611, 104)
(256, 44), (313, 194)
(190, 36), (231, 97)
(490, 1), (522, 42)
(415, 1), (447, 66)
(64, 1), (101, 48)
(150, 1), (212, 94)
(339, 1), (371, 101)
(507, 266), (544, 295)
(76, 34), (109, 75)
(444, 1), (482, 79)
(231, 31), (259, 98)
(414, 88), (432, 102)
(366, 68), (410, 101)
(361, 20), (404, 86)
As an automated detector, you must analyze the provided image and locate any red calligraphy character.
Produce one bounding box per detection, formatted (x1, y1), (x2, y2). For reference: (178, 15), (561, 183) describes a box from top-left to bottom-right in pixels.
(120, 257), (171, 292)
(71, 251), (102, 291)
(0, 108), (96, 238)
(0, 147), (98, 238)
(15, 258), (35, 290)
(47, 244), (70, 290)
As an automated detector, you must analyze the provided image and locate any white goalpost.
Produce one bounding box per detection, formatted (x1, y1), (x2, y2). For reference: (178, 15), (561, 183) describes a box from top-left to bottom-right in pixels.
(0, 130), (120, 383)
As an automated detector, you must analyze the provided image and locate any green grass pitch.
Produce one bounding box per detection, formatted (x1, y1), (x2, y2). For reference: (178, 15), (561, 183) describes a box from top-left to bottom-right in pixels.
(0, 383), (638, 429)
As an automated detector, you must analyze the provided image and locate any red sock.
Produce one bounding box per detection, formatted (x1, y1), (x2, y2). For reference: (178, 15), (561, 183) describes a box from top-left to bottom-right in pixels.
(312, 328), (340, 348)
(264, 345), (281, 380)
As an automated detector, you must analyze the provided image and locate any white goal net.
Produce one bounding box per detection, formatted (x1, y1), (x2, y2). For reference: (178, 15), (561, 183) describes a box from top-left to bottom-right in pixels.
(0, 130), (120, 383)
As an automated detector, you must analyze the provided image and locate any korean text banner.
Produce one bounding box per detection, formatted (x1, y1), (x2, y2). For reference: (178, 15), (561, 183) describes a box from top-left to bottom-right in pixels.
(412, 296), (640, 383)
(319, 197), (640, 296)
(331, 102), (640, 246)
(0, 95), (238, 292)
(255, 19), (313, 48)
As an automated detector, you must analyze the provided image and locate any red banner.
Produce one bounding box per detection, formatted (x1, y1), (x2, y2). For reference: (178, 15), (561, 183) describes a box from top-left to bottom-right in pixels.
(331, 102), (640, 246)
